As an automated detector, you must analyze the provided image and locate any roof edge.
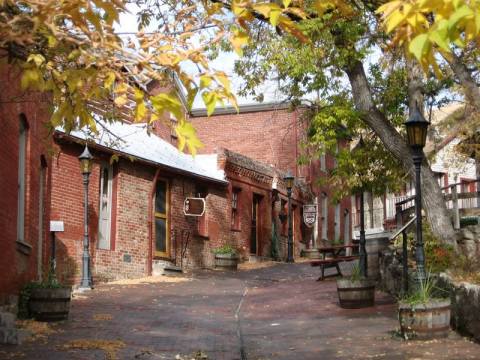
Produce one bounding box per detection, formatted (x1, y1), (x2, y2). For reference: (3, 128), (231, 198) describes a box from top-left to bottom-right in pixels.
(54, 131), (229, 186)
(190, 101), (296, 117)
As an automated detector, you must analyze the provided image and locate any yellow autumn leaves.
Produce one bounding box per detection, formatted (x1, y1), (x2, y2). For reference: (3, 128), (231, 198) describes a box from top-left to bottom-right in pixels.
(377, 0), (480, 73)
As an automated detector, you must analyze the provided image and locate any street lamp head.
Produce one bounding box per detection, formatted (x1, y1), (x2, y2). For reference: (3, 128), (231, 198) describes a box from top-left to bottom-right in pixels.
(404, 103), (429, 149)
(283, 170), (294, 190)
(78, 144), (93, 175)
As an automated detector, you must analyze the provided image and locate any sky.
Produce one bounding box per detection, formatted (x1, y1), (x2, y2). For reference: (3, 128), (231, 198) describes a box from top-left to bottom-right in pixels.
(116, 4), (284, 109)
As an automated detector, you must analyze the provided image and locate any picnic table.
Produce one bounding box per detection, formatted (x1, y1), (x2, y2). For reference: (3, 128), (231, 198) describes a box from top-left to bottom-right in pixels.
(310, 244), (359, 281)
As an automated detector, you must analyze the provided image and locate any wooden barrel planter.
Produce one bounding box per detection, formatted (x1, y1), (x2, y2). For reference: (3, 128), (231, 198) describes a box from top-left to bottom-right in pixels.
(336, 279), (375, 309)
(398, 299), (451, 340)
(29, 287), (71, 321)
(302, 249), (321, 259)
(214, 253), (239, 270)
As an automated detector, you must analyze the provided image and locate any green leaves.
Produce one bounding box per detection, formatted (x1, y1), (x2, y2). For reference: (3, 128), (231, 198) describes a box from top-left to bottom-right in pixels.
(409, 34), (430, 61)
(150, 92), (184, 122)
(202, 91), (218, 116)
(175, 120), (204, 156)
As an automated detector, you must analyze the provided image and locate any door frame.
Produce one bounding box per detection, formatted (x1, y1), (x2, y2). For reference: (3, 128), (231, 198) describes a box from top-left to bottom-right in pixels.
(154, 178), (170, 258)
(250, 194), (262, 255)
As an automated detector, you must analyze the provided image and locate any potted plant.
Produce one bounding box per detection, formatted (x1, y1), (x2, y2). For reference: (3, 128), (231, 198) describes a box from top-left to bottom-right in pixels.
(213, 244), (239, 270)
(336, 263), (375, 308)
(398, 273), (451, 340)
(20, 268), (72, 322)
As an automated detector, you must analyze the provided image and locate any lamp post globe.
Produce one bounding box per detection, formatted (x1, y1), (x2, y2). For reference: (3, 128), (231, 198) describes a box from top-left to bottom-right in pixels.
(404, 104), (430, 284)
(78, 144), (93, 290)
(284, 171), (295, 263)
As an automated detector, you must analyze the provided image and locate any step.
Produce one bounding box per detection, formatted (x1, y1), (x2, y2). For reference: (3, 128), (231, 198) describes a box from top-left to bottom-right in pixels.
(152, 260), (183, 276)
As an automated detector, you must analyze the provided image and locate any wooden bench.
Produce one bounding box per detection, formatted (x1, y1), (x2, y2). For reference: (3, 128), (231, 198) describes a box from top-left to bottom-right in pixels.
(310, 244), (359, 281)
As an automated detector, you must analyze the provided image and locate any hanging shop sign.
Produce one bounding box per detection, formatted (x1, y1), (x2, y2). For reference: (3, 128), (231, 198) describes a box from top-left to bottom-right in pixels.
(303, 204), (317, 227)
(183, 197), (206, 216)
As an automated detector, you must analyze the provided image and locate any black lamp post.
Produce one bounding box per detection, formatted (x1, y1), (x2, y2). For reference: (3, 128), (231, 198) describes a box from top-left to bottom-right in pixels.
(284, 171), (295, 263)
(404, 104), (429, 284)
(78, 144), (93, 290)
(356, 137), (368, 278)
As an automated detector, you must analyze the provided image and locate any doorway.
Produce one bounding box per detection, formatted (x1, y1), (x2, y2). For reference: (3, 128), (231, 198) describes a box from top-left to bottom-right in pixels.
(250, 194), (262, 255)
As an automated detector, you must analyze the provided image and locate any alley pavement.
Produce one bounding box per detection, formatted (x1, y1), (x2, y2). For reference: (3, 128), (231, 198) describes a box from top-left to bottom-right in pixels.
(1, 262), (480, 360)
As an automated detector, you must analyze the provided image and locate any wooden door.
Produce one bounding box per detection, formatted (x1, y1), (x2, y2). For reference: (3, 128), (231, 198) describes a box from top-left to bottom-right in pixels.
(154, 179), (169, 257)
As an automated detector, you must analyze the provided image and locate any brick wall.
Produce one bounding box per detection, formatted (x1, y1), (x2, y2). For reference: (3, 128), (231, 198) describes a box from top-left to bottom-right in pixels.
(0, 63), (52, 298)
(191, 107), (352, 245)
(49, 141), (101, 284)
(191, 108), (309, 178)
(50, 138), (240, 283)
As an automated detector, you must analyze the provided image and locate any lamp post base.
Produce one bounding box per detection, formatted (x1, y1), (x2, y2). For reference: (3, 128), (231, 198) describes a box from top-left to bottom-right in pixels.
(76, 285), (93, 292)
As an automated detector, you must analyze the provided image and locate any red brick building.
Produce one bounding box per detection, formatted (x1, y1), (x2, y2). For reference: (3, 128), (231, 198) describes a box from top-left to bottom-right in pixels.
(1, 64), (337, 295)
(190, 103), (352, 247)
(0, 63), (52, 301)
(49, 120), (309, 285)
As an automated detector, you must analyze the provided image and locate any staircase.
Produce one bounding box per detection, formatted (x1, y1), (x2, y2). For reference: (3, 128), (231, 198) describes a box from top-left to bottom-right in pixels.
(152, 260), (183, 277)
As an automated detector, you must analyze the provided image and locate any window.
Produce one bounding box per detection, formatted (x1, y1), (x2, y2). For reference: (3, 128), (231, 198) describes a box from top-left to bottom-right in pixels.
(17, 116), (28, 243)
(320, 153), (326, 172)
(196, 186), (208, 237)
(321, 193), (328, 240)
(98, 164), (114, 249)
(170, 113), (178, 145)
(154, 180), (169, 257)
(231, 188), (241, 230)
(334, 203), (341, 242)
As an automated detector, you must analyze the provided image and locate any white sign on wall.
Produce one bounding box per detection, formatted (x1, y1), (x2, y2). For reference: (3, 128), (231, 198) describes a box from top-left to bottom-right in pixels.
(303, 205), (317, 228)
(49, 221), (64, 232)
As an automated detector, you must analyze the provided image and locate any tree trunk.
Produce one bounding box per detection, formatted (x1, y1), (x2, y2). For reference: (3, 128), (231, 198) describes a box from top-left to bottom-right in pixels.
(344, 60), (457, 249)
(446, 53), (480, 112)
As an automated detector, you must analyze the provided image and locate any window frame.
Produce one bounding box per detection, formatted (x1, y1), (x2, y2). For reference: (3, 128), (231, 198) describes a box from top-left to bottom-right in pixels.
(231, 187), (241, 231)
(98, 163), (114, 250)
(17, 116), (28, 244)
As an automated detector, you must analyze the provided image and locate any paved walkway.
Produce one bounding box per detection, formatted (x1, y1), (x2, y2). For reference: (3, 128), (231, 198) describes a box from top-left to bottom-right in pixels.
(1, 263), (480, 359)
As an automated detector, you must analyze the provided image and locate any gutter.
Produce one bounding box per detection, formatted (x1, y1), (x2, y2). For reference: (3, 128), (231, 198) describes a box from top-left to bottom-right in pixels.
(54, 131), (229, 187)
(190, 102), (293, 117)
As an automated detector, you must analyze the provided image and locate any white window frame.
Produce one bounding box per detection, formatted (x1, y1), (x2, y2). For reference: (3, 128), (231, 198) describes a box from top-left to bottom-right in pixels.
(321, 193), (328, 240)
(98, 164), (113, 250)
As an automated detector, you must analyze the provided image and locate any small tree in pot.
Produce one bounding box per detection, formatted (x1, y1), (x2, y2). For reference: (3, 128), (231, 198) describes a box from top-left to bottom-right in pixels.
(213, 244), (239, 271)
(19, 265), (72, 322)
(337, 263), (376, 308)
(327, 136), (401, 308)
(398, 273), (451, 340)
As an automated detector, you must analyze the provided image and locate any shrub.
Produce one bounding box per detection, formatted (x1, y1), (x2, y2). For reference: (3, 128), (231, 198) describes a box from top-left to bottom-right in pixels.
(212, 244), (237, 256)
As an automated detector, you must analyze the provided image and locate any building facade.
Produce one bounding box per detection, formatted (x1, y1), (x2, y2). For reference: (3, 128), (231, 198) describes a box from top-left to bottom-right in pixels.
(190, 103), (352, 248)
(0, 63), (52, 301)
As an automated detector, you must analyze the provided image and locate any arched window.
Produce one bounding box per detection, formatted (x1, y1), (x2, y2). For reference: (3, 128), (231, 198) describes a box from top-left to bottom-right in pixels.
(17, 115), (28, 242)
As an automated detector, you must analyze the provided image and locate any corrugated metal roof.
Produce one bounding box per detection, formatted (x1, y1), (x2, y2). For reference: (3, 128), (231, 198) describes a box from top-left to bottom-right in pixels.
(58, 121), (227, 184)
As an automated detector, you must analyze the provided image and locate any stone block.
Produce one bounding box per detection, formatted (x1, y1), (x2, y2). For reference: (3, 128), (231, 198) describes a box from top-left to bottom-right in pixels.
(0, 327), (16, 345)
(14, 329), (31, 345)
(461, 229), (475, 241)
(0, 312), (16, 328)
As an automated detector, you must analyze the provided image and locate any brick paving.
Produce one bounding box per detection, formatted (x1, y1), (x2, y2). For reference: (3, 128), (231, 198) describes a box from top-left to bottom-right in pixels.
(1, 263), (480, 360)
